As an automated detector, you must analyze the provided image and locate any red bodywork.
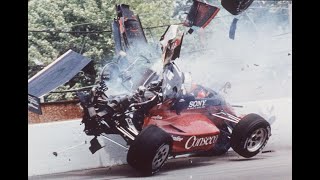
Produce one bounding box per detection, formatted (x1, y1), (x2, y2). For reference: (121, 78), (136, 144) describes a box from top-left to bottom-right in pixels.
(142, 86), (238, 154)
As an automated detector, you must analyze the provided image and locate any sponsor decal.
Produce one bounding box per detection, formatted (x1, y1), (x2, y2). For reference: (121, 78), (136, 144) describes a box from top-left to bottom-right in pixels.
(188, 100), (207, 109)
(185, 135), (218, 150)
(171, 135), (183, 142)
(28, 94), (42, 115)
(151, 115), (163, 120)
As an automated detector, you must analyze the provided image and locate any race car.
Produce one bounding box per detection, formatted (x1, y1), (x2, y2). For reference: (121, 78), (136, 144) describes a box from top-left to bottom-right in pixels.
(76, 0), (270, 176)
(77, 63), (271, 175)
(77, 36), (271, 175)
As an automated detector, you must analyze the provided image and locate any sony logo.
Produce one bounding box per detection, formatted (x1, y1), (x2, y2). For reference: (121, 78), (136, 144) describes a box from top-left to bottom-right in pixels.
(188, 100), (207, 109)
(185, 135), (218, 150)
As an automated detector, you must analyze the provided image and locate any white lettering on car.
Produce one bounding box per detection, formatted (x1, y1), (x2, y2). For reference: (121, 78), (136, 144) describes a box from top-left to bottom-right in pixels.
(185, 135), (219, 150)
(188, 100), (207, 109)
(171, 135), (183, 142)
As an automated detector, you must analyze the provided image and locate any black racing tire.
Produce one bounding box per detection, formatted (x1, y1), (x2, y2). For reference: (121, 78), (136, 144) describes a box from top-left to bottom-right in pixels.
(127, 125), (173, 176)
(221, 0), (255, 15)
(230, 113), (271, 158)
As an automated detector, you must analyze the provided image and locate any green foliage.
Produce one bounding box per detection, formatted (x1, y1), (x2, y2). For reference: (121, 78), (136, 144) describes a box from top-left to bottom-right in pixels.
(28, 0), (176, 70)
(28, 0), (176, 101)
(28, 0), (114, 69)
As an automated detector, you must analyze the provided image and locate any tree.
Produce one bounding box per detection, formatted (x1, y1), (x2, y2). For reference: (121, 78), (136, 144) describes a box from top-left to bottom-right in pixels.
(28, 0), (175, 101)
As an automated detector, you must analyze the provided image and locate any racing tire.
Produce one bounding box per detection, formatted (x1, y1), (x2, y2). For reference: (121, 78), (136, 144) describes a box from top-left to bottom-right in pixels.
(221, 0), (254, 15)
(127, 125), (173, 176)
(230, 113), (271, 158)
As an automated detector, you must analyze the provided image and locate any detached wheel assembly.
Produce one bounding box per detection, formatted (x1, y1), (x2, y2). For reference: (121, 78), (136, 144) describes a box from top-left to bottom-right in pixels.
(230, 113), (271, 158)
(221, 0), (255, 15)
(127, 125), (173, 176)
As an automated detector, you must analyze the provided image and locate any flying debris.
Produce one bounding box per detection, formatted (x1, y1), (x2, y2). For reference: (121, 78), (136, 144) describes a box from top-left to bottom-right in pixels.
(184, 0), (220, 34)
(102, 4), (160, 93)
(112, 4), (148, 55)
(102, 1), (223, 93)
(28, 50), (92, 114)
(28, 50), (92, 98)
(160, 25), (184, 65)
(221, 0), (255, 15)
(229, 18), (239, 40)
(220, 81), (232, 94)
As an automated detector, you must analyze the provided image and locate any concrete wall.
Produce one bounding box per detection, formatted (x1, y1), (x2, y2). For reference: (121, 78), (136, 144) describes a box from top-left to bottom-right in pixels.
(28, 100), (82, 124)
(28, 98), (292, 176)
(28, 119), (128, 176)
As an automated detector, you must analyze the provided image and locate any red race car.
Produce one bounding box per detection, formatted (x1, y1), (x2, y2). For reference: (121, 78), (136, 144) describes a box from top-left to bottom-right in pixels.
(78, 60), (271, 175)
(77, 1), (270, 175)
(77, 60), (271, 175)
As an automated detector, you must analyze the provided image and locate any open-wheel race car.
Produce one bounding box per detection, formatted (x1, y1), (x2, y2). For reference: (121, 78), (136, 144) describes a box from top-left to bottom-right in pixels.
(76, 0), (270, 176)
(77, 66), (271, 175)
(77, 60), (271, 176)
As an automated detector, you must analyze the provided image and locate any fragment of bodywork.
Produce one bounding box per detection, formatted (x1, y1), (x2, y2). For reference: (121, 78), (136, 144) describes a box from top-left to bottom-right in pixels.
(115, 4), (147, 51)
(28, 50), (92, 97)
(229, 18), (239, 40)
(105, 4), (157, 93)
(160, 25), (184, 66)
(221, 0), (254, 15)
(184, 0), (220, 29)
(112, 20), (122, 55)
(89, 137), (103, 154)
(162, 62), (184, 99)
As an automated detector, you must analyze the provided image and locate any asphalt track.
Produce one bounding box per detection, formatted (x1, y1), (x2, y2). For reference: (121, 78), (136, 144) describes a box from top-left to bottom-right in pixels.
(29, 149), (291, 180)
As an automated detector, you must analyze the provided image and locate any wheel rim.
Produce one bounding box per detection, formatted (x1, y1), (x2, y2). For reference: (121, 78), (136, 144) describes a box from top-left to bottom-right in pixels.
(245, 128), (267, 152)
(152, 144), (170, 170)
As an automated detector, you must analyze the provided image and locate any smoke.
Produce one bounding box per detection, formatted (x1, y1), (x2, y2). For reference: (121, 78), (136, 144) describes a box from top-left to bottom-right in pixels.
(101, 41), (162, 95)
(174, 2), (292, 103)
(103, 2), (292, 104)
(97, 1), (292, 150)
